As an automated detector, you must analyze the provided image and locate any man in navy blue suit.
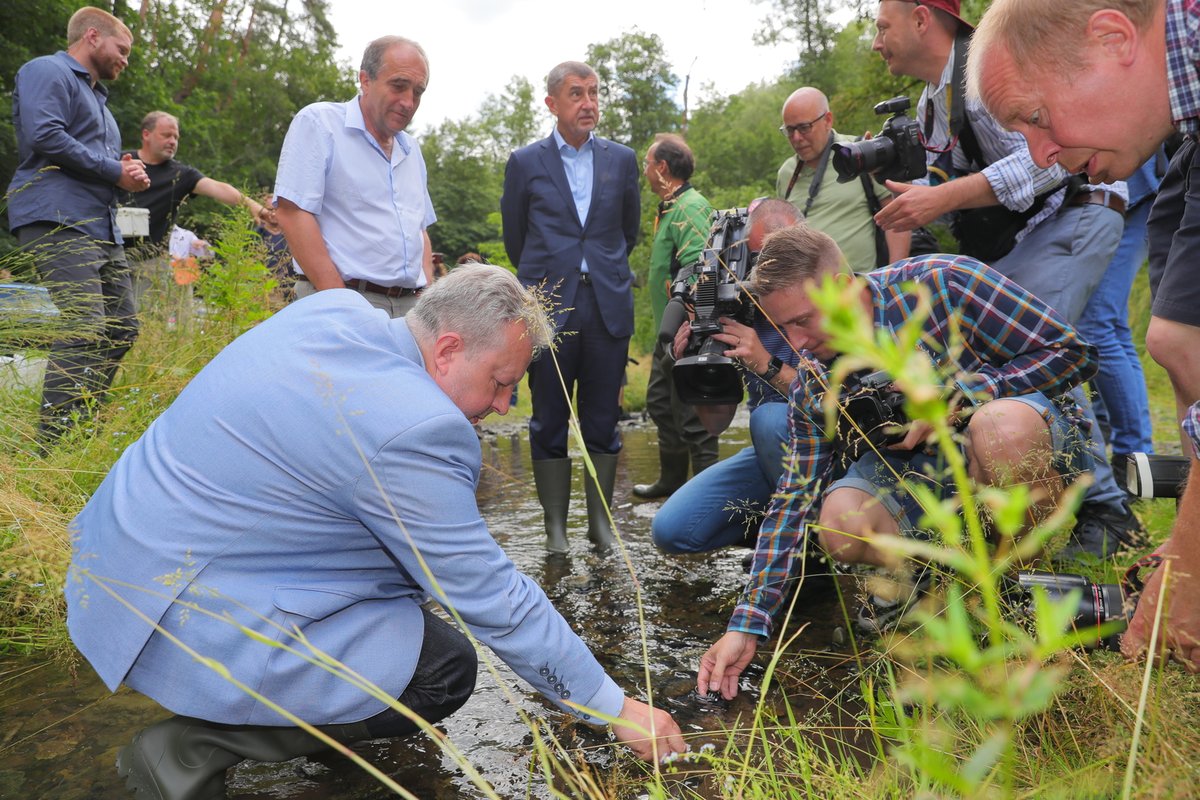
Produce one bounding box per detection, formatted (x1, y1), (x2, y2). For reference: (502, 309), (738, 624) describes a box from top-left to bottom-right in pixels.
(501, 61), (641, 554)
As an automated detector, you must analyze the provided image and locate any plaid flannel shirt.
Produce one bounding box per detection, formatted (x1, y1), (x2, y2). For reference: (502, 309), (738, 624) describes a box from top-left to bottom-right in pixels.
(1167, 0), (1200, 133)
(727, 255), (1097, 639)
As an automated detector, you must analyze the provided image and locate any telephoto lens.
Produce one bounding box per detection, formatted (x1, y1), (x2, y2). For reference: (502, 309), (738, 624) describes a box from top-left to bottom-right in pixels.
(1010, 571), (1129, 650)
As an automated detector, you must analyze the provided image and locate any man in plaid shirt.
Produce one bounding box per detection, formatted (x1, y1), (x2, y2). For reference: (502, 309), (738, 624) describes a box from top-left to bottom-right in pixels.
(967, 0), (1200, 673)
(698, 225), (1096, 699)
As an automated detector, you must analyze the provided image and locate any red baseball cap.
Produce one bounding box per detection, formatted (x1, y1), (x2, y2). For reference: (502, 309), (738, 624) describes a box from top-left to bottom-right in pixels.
(899, 0), (974, 31)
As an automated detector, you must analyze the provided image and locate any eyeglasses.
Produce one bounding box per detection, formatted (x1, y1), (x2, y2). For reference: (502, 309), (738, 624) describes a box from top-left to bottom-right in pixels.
(779, 112), (829, 138)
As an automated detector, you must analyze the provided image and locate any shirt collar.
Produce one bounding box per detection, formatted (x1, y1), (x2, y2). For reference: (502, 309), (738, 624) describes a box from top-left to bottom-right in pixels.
(56, 50), (108, 95)
(552, 126), (594, 153)
(347, 94), (412, 157)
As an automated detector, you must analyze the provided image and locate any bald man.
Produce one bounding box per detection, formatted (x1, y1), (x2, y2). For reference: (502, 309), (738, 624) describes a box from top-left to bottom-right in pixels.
(776, 87), (910, 271)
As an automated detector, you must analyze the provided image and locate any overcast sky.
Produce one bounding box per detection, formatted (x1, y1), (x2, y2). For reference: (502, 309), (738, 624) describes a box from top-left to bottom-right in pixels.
(325, 0), (818, 133)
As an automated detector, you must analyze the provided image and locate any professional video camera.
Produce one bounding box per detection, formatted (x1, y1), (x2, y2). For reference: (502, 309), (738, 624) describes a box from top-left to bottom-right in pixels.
(836, 370), (909, 461)
(658, 208), (756, 405)
(1005, 571), (1132, 650)
(831, 96), (926, 185)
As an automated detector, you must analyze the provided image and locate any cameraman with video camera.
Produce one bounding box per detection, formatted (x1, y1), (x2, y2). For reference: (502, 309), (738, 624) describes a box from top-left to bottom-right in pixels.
(865, 0), (1138, 561)
(651, 199), (812, 555)
(698, 228), (1098, 698)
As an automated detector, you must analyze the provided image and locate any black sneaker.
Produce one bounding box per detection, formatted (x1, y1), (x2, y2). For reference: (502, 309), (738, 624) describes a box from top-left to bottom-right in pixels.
(1058, 500), (1148, 562)
(854, 570), (934, 635)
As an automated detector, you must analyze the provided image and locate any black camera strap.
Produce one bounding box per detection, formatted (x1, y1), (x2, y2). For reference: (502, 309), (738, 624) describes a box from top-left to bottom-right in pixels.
(783, 132), (836, 215)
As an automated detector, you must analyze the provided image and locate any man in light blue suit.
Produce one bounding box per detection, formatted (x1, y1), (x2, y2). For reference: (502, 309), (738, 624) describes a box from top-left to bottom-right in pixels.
(65, 264), (684, 798)
(501, 60), (641, 554)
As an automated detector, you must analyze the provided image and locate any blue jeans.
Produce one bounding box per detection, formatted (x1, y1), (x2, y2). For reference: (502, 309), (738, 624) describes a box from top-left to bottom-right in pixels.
(992, 202), (1127, 511)
(1076, 198), (1155, 456)
(652, 402), (789, 553)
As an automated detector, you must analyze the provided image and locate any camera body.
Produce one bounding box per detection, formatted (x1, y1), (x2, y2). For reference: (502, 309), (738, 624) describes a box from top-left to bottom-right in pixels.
(659, 208), (757, 405)
(831, 96), (926, 185)
(836, 370), (909, 460)
(1124, 452), (1191, 500)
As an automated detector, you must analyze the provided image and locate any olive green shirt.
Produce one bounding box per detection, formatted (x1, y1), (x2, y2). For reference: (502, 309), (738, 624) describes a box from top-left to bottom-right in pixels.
(776, 130), (890, 273)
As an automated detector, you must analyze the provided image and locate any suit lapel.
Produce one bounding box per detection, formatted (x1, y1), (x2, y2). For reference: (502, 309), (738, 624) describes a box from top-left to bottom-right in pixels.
(537, 135), (582, 229)
(587, 138), (609, 233)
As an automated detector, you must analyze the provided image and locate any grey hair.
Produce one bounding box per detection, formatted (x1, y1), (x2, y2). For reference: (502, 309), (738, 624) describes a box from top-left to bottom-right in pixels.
(360, 36), (429, 79)
(546, 61), (597, 95)
(407, 264), (551, 356)
(140, 111), (179, 133)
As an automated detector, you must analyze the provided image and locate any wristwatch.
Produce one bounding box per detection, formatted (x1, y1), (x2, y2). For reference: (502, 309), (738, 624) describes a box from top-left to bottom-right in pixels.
(759, 356), (784, 382)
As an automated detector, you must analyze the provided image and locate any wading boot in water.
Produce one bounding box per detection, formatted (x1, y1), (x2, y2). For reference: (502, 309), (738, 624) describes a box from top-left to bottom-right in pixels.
(532, 457), (572, 554)
(584, 451), (619, 553)
(116, 715), (369, 800)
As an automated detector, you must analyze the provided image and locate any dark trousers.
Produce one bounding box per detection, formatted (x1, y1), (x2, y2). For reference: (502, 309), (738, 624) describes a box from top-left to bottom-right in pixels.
(528, 281), (630, 459)
(17, 223), (139, 439)
(644, 337), (718, 463)
(362, 606), (478, 738)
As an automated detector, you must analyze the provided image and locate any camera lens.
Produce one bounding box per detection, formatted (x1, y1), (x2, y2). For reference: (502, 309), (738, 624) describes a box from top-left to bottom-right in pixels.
(832, 139), (897, 183)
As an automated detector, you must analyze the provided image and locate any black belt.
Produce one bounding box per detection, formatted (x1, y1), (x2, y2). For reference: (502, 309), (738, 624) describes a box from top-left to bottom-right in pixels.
(294, 273), (422, 297)
(1067, 190), (1126, 218)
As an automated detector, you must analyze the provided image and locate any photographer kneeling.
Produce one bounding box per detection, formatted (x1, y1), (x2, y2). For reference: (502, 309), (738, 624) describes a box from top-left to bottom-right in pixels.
(698, 226), (1097, 699)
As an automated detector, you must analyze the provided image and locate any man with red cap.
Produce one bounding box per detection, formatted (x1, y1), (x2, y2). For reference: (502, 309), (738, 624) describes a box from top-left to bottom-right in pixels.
(868, 0), (1141, 561)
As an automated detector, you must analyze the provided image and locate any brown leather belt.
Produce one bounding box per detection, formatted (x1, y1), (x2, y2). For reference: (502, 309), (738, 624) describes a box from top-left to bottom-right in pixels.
(1067, 189), (1126, 217)
(294, 273), (422, 297)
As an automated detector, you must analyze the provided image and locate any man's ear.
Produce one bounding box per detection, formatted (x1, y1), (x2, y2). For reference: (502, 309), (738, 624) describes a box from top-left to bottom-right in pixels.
(544, 95), (557, 117)
(432, 331), (466, 374)
(1087, 9), (1139, 65)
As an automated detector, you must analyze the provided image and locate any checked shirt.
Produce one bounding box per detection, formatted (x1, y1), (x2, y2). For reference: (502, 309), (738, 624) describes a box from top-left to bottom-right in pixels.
(728, 255), (1097, 639)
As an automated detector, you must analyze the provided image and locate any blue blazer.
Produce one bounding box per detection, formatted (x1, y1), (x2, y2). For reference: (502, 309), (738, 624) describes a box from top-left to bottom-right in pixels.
(501, 133), (640, 338)
(65, 290), (623, 726)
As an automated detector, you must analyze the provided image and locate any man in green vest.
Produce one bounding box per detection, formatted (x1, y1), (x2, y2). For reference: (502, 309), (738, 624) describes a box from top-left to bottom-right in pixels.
(634, 134), (720, 499)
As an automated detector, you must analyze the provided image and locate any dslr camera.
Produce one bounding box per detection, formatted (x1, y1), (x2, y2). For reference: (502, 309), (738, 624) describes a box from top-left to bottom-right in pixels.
(831, 96), (926, 185)
(1007, 571), (1131, 650)
(658, 208), (756, 405)
(836, 370), (909, 461)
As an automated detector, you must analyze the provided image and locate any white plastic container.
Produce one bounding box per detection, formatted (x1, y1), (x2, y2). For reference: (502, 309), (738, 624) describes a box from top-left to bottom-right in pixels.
(116, 206), (150, 237)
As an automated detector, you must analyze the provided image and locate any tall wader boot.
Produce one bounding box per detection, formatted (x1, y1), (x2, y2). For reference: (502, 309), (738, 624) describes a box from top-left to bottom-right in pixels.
(532, 457), (572, 554)
(584, 451), (619, 552)
(116, 715), (371, 800)
(632, 447), (690, 499)
(689, 437), (719, 475)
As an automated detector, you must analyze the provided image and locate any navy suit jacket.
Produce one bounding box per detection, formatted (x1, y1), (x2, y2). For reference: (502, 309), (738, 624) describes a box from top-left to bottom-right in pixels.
(501, 133), (640, 338)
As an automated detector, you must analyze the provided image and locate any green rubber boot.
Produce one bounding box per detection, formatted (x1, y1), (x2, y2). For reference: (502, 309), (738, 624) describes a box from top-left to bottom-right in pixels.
(584, 452), (619, 553)
(532, 457), (572, 554)
(632, 447), (689, 499)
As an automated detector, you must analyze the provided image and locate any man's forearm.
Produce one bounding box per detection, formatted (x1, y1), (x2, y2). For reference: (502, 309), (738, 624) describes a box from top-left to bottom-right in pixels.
(421, 230), (435, 285)
(276, 200), (342, 289)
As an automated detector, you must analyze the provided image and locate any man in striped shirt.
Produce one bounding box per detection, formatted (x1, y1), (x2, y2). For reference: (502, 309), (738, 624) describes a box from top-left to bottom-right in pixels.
(697, 226), (1096, 699)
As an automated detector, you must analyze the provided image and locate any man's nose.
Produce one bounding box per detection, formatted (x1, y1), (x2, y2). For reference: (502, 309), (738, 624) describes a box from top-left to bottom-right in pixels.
(1024, 132), (1060, 169)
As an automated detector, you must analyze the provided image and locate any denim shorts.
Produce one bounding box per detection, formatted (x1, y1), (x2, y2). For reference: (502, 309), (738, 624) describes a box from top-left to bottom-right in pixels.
(824, 392), (1092, 538)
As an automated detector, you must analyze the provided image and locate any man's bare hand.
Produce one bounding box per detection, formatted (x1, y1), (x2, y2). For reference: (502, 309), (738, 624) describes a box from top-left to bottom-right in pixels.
(672, 320), (692, 360)
(1122, 540), (1200, 672)
(117, 154), (150, 192)
(874, 181), (946, 232)
(697, 631), (759, 700)
(610, 696), (687, 762)
(713, 317), (770, 375)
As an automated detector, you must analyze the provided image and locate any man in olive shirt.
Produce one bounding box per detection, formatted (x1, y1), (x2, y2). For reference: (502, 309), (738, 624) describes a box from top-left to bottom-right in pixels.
(776, 87), (909, 271)
(634, 134), (718, 498)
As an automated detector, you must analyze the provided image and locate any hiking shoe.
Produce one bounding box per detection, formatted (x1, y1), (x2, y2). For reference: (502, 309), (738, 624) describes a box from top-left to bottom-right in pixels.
(854, 570), (934, 635)
(1057, 500), (1148, 562)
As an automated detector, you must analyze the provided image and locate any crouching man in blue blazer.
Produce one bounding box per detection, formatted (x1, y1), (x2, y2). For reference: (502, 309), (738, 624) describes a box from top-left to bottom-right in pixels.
(65, 264), (685, 798)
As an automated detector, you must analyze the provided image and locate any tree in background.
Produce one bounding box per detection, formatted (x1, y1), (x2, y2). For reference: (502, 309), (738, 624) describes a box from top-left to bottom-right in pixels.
(586, 29), (679, 150)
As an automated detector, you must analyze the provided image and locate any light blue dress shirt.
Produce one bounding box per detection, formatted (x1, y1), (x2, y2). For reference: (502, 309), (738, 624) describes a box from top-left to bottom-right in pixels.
(552, 126), (595, 273)
(274, 97), (436, 287)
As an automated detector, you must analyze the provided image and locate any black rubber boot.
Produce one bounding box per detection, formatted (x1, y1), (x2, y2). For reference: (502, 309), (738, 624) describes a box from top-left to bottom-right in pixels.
(532, 457), (572, 554)
(116, 715), (370, 800)
(632, 447), (689, 499)
(584, 452), (619, 553)
(690, 437), (720, 475)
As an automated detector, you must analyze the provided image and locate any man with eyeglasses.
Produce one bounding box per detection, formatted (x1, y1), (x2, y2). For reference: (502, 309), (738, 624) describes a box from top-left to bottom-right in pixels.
(868, 0), (1142, 561)
(776, 87), (910, 272)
